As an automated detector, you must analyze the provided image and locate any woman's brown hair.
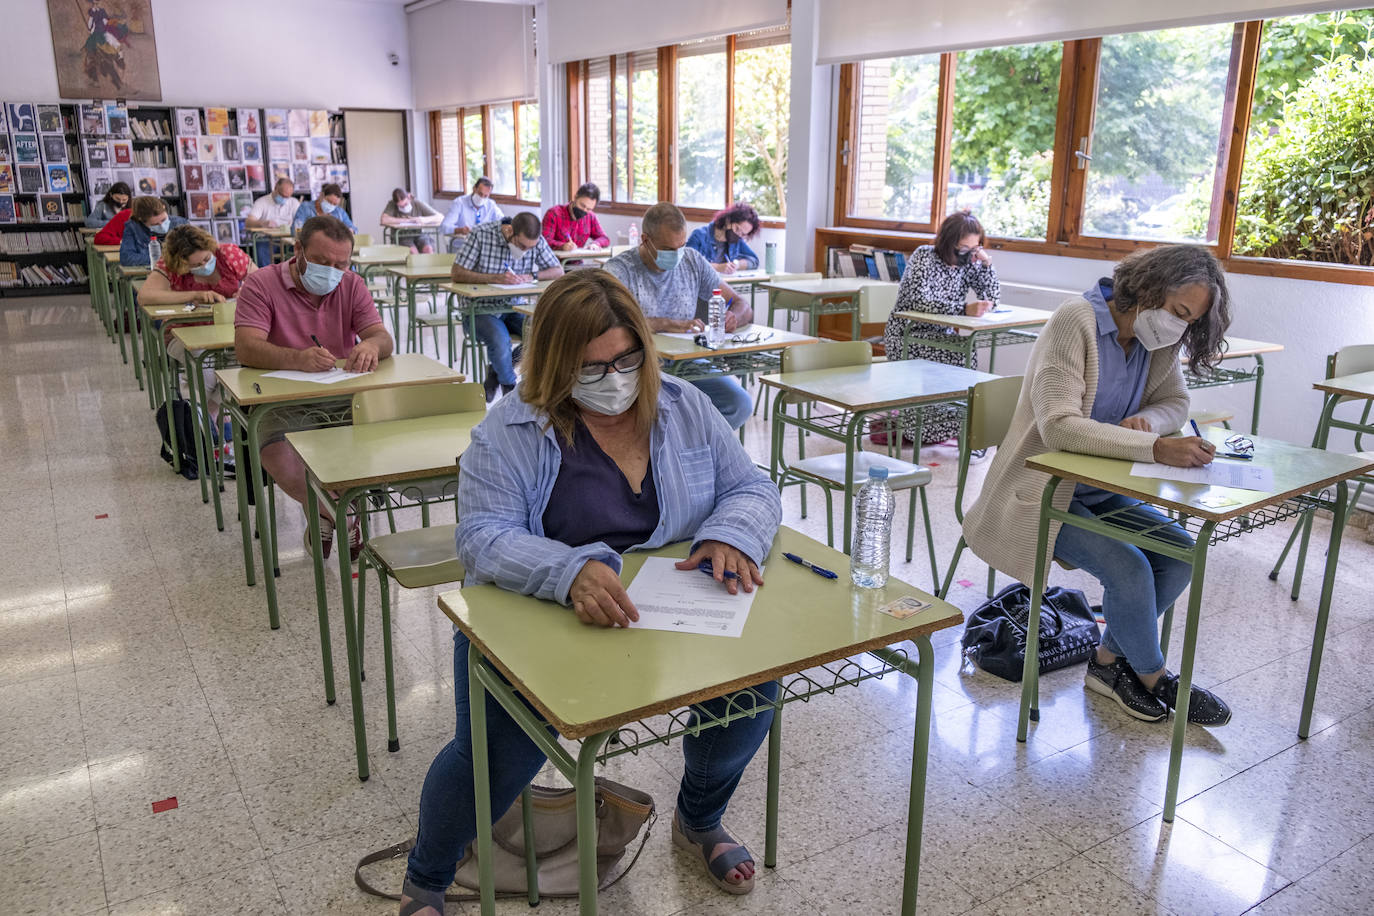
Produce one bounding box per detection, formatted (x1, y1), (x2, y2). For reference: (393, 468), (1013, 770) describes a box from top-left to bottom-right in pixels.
(130, 195), (167, 223)
(932, 211), (985, 267)
(1112, 244), (1232, 374)
(161, 224), (218, 275)
(521, 271), (660, 445)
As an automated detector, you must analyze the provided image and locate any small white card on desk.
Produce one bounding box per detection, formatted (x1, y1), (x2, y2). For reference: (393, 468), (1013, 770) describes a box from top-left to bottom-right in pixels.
(625, 557), (759, 638)
(489, 282), (540, 290)
(1128, 460), (1274, 492)
(260, 368), (371, 385)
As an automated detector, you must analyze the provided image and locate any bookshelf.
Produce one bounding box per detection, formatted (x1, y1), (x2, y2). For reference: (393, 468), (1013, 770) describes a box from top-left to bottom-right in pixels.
(0, 101), (91, 296)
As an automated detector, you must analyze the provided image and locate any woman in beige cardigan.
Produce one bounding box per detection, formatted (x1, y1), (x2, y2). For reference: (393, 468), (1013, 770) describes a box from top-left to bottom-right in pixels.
(963, 246), (1233, 726)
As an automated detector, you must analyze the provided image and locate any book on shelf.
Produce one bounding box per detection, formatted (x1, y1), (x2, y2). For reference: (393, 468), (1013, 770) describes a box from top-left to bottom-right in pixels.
(309, 137), (330, 164)
(88, 167), (113, 197)
(308, 110), (329, 138)
(104, 103), (129, 138)
(110, 140), (133, 166)
(205, 108), (231, 136)
(0, 164), (11, 193)
(245, 164), (266, 192)
(0, 134), (10, 163)
(135, 169), (159, 197)
(175, 108), (200, 136)
(11, 261), (89, 287)
(265, 109), (288, 138)
(84, 139), (110, 169)
(6, 103), (36, 132)
(38, 194), (64, 221)
(0, 195), (14, 223)
(13, 133), (39, 164)
(45, 164), (72, 193)
(0, 228), (81, 254)
(16, 164), (44, 194)
(287, 109), (309, 138)
(0, 261), (16, 286)
(36, 105), (63, 133)
(241, 138), (262, 163)
(239, 109), (261, 137)
(79, 104), (106, 135)
(157, 168), (179, 197)
(129, 116), (171, 141)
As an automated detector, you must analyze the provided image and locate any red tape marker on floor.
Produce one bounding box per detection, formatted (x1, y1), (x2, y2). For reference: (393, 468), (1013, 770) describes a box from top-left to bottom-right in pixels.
(151, 796), (178, 813)
(95, 514), (108, 520)
(956, 579), (974, 588)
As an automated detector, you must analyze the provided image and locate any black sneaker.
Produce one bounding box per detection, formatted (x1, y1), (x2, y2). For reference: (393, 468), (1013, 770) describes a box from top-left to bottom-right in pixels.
(1085, 656), (1168, 722)
(1149, 673), (1232, 726)
(483, 365), (499, 403)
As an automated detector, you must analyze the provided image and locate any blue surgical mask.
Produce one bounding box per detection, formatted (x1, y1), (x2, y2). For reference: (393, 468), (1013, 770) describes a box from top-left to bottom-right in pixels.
(189, 254), (216, 277)
(151, 218), (170, 235)
(273, 194), (288, 206)
(320, 201), (337, 215)
(654, 246), (683, 271)
(300, 259), (344, 296)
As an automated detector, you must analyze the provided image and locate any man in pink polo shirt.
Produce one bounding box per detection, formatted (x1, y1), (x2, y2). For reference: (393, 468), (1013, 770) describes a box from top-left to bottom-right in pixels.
(235, 214), (394, 557)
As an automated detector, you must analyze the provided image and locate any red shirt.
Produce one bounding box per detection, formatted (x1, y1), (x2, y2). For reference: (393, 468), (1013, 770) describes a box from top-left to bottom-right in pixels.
(94, 209), (131, 245)
(234, 257), (384, 357)
(541, 204), (610, 249)
(155, 243), (252, 298)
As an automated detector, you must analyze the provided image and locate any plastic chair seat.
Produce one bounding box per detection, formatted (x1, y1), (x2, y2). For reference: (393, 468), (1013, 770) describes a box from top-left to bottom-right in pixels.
(364, 524), (464, 590)
(415, 312), (449, 327)
(787, 451), (932, 490)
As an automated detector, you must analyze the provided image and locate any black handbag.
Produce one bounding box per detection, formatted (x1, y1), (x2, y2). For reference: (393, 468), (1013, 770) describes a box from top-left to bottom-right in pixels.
(961, 583), (1101, 682)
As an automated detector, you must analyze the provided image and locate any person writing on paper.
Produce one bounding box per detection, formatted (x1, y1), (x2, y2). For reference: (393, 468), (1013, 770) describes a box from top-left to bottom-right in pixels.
(603, 202), (752, 429)
(881, 210), (1001, 446)
(140, 223), (254, 309)
(85, 180), (130, 228)
(686, 202), (762, 275)
(233, 215), (393, 559)
(439, 175), (502, 251)
(291, 182), (356, 234)
(963, 244), (1233, 727)
(246, 178), (301, 266)
(541, 181), (611, 252)
(381, 187), (443, 253)
(399, 271), (782, 916)
(451, 212), (564, 402)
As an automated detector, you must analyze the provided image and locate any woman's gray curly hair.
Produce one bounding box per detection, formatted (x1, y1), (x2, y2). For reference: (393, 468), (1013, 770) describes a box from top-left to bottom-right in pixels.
(1112, 244), (1231, 374)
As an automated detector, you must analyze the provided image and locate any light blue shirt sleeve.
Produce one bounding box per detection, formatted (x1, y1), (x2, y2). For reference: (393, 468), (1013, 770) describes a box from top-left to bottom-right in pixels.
(439, 199), (467, 235)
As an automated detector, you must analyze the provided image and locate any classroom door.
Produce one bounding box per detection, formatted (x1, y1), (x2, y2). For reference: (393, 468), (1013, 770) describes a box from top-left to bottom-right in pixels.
(343, 109), (408, 243)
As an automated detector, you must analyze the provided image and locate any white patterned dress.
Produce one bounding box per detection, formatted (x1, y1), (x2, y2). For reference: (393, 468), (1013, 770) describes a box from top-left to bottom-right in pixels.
(882, 245), (1001, 444)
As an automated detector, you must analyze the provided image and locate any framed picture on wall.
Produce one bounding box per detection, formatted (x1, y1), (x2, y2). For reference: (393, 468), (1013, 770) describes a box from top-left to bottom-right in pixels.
(175, 109), (200, 136)
(212, 219), (238, 246)
(47, 0), (162, 100)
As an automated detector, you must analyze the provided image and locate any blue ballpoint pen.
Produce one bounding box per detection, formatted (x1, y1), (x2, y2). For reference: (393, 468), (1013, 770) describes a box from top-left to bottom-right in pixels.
(1190, 419), (1203, 439)
(782, 552), (838, 579)
(697, 559), (740, 581)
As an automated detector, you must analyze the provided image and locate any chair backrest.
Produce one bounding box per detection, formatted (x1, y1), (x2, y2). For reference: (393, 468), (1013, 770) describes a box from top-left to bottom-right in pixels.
(213, 299), (236, 325)
(609, 244), (634, 256)
(781, 339), (873, 374)
(407, 252), (456, 269)
(1332, 345), (1374, 379)
(352, 382), (485, 424)
(965, 376), (1023, 452)
(357, 244), (410, 260)
(859, 283), (899, 324)
(352, 233), (374, 248)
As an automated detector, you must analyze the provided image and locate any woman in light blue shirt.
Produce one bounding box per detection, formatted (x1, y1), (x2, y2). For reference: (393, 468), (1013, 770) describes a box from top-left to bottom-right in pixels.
(400, 271), (783, 913)
(291, 182), (355, 233)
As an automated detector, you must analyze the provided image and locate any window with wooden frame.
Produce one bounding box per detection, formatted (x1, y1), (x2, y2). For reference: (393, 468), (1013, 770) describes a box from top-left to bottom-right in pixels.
(566, 24), (790, 221)
(428, 101), (541, 204)
(832, 8), (1374, 284)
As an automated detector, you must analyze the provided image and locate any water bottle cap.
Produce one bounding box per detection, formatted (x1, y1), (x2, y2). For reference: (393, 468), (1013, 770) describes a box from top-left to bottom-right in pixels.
(712, 288), (722, 295)
(868, 466), (889, 480)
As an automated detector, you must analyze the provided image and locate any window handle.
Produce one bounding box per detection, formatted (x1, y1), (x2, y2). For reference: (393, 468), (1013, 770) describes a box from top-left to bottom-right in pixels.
(1074, 137), (1092, 169)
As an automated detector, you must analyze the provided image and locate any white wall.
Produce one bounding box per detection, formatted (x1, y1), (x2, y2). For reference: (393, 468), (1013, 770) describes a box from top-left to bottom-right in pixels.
(1, 0), (412, 109)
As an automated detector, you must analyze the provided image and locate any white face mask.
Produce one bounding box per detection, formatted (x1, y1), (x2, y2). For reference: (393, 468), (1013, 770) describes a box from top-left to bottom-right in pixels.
(508, 242), (528, 262)
(1133, 306), (1190, 351)
(571, 366), (640, 416)
(398, 201), (413, 214)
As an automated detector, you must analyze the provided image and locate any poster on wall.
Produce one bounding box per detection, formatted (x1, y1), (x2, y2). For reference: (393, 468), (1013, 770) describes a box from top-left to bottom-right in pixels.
(46, 0), (162, 101)
(265, 109), (288, 138)
(175, 109), (200, 136)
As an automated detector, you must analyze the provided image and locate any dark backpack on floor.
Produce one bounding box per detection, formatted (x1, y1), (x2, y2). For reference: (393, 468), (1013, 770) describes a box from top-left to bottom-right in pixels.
(961, 583), (1101, 682)
(156, 398), (208, 481)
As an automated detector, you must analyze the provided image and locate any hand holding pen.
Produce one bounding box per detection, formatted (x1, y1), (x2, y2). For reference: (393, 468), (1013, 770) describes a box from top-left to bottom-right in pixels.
(299, 334), (335, 371)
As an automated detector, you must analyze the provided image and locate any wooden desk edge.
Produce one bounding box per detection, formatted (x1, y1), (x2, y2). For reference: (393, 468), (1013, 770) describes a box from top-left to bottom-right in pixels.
(437, 592), (962, 739)
(221, 371), (464, 406)
(1024, 458), (1374, 523)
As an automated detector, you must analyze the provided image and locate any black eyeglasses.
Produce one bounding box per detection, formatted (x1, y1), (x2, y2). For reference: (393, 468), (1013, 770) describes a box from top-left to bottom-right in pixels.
(577, 347), (645, 384)
(1224, 434), (1254, 456)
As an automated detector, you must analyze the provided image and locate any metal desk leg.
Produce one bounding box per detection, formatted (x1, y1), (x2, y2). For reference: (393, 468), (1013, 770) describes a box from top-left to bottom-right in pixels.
(183, 352), (208, 501)
(124, 279), (145, 392)
(840, 411), (864, 553)
(1163, 528), (1214, 821)
(764, 702), (784, 868)
(902, 636), (934, 916)
(1018, 482), (1058, 740)
(405, 281), (418, 353)
(246, 410), (280, 625)
(1299, 480), (1350, 739)
(1250, 354), (1265, 434)
(332, 487), (368, 780)
(231, 407), (256, 586)
(850, 293), (861, 342)
(304, 482), (337, 706)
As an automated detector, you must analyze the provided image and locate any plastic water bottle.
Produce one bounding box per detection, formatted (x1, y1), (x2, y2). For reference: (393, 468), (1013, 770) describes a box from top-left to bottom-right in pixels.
(147, 235), (162, 267)
(851, 466), (895, 588)
(707, 288), (727, 346)
(627, 222), (640, 248)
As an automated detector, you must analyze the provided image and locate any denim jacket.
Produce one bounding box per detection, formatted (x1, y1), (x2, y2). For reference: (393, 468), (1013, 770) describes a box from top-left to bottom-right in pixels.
(455, 375), (782, 604)
(120, 214), (188, 267)
(686, 226), (760, 270)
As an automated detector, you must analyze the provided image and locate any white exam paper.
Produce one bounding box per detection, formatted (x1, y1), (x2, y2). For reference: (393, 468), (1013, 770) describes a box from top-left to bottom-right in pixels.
(625, 557), (759, 638)
(1128, 460), (1274, 492)
(489, 282), (540, 290)
(260, 368), (371, 385)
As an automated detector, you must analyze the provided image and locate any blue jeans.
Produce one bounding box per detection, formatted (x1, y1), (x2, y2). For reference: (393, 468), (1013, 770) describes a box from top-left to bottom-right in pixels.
(469, 312), (524, 386)
(691, 376), (752, 430)
(405, 630), (779, 894)
(1052, 493), (1194, 675)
